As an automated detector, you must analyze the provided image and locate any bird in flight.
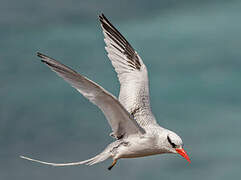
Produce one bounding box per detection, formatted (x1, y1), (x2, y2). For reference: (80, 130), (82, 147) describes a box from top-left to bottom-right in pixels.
(20, 14), (190, 170)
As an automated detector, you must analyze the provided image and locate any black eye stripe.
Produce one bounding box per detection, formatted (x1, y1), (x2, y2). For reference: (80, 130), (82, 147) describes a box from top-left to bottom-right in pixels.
(167, 136), (176, 148)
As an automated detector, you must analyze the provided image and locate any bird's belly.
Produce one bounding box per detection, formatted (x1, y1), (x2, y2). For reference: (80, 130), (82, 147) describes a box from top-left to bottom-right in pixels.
(120, 150), (162, 159)
(117, 138), (163, 159)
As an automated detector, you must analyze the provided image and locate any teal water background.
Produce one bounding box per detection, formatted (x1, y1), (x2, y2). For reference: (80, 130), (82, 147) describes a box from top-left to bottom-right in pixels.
(1, 0), (241, 179)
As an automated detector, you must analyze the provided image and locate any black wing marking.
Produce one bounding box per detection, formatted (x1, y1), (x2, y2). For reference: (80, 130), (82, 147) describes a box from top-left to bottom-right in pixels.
(99, 14), (141, 70)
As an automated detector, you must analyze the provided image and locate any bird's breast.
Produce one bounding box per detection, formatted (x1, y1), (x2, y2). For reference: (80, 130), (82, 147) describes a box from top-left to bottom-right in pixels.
(116, 135), (163, 159)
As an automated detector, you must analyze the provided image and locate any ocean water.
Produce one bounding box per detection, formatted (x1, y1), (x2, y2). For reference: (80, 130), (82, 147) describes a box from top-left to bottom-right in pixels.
(1, 0), (241, 179)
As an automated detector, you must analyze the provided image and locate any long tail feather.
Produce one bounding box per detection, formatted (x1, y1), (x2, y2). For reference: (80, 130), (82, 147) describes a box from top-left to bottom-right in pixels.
(20, 155), (91, 166)
(20, 151), (111, 167)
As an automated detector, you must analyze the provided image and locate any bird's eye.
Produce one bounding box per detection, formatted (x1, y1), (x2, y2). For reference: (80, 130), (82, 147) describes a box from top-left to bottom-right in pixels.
(167, 136), (176, 148)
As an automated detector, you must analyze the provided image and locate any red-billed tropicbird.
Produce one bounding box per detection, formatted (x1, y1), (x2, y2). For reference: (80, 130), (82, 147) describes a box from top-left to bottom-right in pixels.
(20, 14), (190, 170)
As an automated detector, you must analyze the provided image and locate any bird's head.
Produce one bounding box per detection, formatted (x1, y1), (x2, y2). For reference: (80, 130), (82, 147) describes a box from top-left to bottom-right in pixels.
(162, 131), (191, 163)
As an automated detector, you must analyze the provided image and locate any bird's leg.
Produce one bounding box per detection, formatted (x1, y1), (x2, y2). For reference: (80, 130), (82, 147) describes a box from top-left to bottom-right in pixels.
(108, 159), (117, 170)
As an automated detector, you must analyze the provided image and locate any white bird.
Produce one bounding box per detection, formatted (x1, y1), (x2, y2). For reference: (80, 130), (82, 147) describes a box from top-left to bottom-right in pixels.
(20, 14), (190, 170)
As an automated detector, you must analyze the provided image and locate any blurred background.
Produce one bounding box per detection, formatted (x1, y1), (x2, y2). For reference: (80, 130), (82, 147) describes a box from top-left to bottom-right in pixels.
(1, 0), (241, 179)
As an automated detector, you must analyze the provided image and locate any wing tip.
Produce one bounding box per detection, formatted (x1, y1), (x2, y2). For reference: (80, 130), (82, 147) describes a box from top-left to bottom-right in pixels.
(37, 52), (57, 69)
(36, 52), (53, 65)
(99, 13), (110, 27)
(37, 52), (48, 62)
(37, 52), (45, 59)
(98, 13), (105, 21)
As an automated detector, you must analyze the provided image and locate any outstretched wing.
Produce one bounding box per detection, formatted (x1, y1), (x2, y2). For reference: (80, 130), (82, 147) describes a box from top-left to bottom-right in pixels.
(99, 14), (157, 126)
(37, 52), (145, 138)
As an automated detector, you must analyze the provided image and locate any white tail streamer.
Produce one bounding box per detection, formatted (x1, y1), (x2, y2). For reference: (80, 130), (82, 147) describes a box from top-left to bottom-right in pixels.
(20, 151), (111, 167)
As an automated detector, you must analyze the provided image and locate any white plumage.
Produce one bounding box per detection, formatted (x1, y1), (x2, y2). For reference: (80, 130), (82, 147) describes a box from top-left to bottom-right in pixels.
(20, 14), (190, 170)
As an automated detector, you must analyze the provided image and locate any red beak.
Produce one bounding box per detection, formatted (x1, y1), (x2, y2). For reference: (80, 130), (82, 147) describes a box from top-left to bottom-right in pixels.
(175, 148), (191, 163)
